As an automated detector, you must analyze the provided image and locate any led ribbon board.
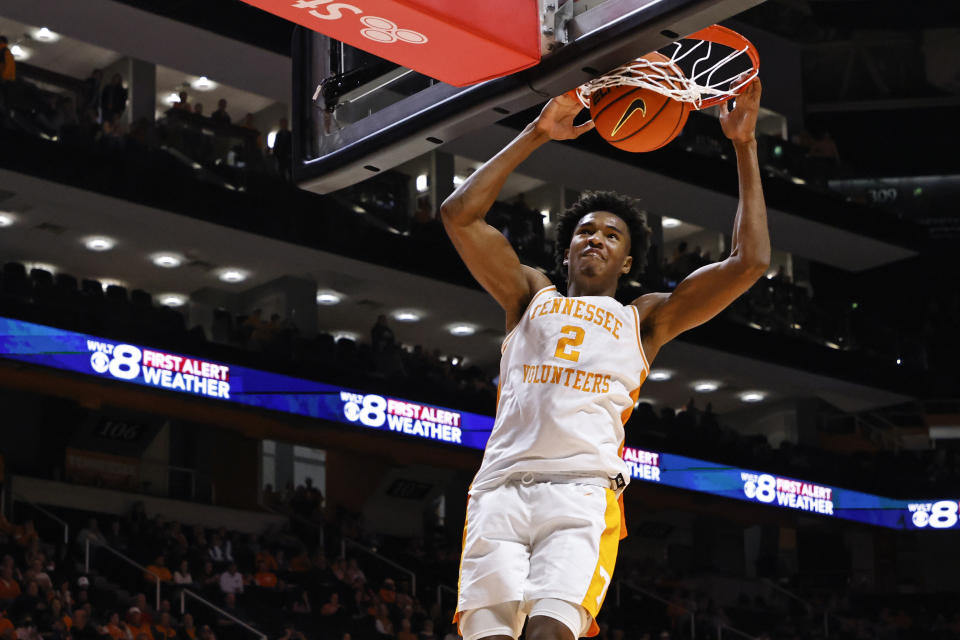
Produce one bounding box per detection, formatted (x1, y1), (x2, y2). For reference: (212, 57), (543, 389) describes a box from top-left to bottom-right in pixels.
(0, 316), (954, 531)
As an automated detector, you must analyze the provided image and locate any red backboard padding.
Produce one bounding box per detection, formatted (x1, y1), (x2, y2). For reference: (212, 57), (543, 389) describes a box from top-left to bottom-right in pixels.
(239, 0), (542, 87)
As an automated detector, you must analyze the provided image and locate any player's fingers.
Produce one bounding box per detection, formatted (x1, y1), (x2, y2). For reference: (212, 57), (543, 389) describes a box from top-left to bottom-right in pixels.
(719, 99), (729, 116)
(573, 120), (595, 137)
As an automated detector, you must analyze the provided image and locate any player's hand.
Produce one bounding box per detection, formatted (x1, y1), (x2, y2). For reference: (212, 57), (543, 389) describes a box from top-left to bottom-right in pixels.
(534, 91), (595, 141)
(719, 76), (761, 144)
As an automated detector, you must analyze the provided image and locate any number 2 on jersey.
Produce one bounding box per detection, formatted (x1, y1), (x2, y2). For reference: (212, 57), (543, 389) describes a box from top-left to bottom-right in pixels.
(554, 325), (585, 362)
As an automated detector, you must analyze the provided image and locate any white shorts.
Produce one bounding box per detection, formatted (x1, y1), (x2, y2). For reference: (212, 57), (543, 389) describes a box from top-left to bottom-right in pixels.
(455, 480), (622, 638)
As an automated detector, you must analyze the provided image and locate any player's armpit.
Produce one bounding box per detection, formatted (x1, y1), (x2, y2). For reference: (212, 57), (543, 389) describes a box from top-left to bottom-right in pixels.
(634, 257), (767, 357)
(441, 215), (551, 329)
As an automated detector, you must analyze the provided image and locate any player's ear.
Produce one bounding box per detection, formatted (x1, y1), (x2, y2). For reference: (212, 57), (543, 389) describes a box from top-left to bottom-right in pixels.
(563, 248), (570, 266)
(621, 255), (633, 275)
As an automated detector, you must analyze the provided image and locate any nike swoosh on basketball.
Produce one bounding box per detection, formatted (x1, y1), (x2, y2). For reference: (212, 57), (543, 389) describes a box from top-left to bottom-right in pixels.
(611, 98), (647, 136)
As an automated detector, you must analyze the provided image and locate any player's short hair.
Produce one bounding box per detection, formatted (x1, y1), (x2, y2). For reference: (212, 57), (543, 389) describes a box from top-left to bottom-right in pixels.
(554, 190), (651, 284)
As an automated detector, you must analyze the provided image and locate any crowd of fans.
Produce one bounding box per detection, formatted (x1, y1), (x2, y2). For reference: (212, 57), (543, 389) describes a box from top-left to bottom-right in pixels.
(0, 58), (291, 188)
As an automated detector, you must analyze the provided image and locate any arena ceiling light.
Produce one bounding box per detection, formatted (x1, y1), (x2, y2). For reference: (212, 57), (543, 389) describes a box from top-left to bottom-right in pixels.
(316, 289), (344, 305)
(662, 217), (682, 228)
(150, 253), (183, 268)
(159, 293), (187, 307)
(648, 369), (672, 381)
(692, 380), (721, 392)
(416, 174), (428, 193)
(392, 309), (423, 322)
(191, 76), (217, 91)
(447, 323), (478, 336)
(333, 330), (360, 342)
(739, 391), (766, 403)
(33, 27), (59, 42)
(83, 236), (116, 252)
(163, 92), (181, 105)
(9, 45), (30, 61)
(0, 212), (16, 227)
(217, 268), (249, 283)
(635, 397), (656, 407)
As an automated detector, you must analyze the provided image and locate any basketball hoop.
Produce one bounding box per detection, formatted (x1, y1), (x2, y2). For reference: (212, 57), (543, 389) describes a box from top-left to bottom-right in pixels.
(573, 24), (760, 111)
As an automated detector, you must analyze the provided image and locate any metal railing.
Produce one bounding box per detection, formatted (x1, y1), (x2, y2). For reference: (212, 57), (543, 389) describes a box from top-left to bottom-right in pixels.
(436, 583), (456, 611)
(762, 579), (830, 638)
(617, 581), (758, 640)
(180, 589), (267, 640)
(341, 537), (417, 596)
(13, 493), (69, 545)
(85, 538), (162, 611)
(85, 540), (265, 640)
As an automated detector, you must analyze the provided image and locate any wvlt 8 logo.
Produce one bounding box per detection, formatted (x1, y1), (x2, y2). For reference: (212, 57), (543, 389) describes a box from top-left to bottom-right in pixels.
(341, 392), (387, 428)
(90, 344), (143, 381)
(291, 0), (429, 44)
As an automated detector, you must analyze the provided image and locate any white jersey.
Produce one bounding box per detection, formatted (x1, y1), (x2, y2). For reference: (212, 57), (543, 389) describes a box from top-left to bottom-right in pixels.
(472, 285), (650, 491)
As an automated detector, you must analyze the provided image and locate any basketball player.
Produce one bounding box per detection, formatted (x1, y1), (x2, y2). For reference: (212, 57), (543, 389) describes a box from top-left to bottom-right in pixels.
(441, 78), (768, 640)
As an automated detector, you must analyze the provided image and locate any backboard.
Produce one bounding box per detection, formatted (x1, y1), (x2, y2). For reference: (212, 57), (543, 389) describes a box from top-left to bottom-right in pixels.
(291, 0), (765, 193)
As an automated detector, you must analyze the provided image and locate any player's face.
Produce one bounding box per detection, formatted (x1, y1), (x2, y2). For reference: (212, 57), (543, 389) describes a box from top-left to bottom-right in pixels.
(565, 211), (633, 284)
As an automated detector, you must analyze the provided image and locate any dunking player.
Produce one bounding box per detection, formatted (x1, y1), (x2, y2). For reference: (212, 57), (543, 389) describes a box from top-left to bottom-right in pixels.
(441, 79), (768, 640)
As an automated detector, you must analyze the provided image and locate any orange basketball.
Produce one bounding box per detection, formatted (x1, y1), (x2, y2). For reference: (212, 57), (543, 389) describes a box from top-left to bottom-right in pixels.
(589, 52), (691, 153)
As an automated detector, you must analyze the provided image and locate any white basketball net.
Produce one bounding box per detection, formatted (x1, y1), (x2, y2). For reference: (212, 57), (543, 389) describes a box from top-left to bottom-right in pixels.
(575, 39), (758, 110)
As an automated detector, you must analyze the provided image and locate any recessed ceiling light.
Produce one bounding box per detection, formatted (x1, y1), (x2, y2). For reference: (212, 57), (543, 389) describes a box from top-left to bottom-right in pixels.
(635, 397), (656, 406)
(151, 253), (183, 268)
(159, 293), (187, 307)
(825, 341), (841, 350)
(218, 268), (248, 283)
(191, 76), (216, 91)
(692, 380), (720, 392)
(416, 174), (428, 193)
(316, 290), (343, 305)
(393, 309), (422, 322)
(740, 391), (766, 403)
(33, 28), (59, 42)
(448, 323), (477, 336)
(453, 175), (465, 186)
(83, 236), (116, 251)
(791, 176), (806, 185)
(649, 369), (672, 381)
(662, 217), (681, 228)
(0, 212), (16, 227)
(9, 45), (30, 61)
(333, 330), (360, 342)
(164, 92), (181, 105)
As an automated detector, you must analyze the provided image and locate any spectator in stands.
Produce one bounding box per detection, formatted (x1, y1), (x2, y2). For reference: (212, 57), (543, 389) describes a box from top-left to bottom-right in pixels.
(396, 619), (416, 640)
(277, 623), (305, 640)
(132, 595), (154, 625)
(218, 563), (244, 596)
(240, 114), (263, 150)
(12, 581), (41, 621)
(80, 69), (103, 118)
(101, 74), (128, 123)
(0, 36), (14, 82)
(208, 536), (232, 565)
(211, 99), (230, 126)
(180, 613), (196, 640)
(173, 561), (193, 585)
(371, 315), (395, 352)
(216, 593), (246, 638)
(71, 609), (100, 640)
(272, 118), (292, 182)
(127, 608), (152, 640)
(252, 561), (277, 589)
(145, 556), (172, 585)
(76, 519), (105, 551)
(0, 565), (20, 603)
(174, 92), (190, 112)
(373, 603), (394, 637)
(193, 103), (205, 116)
(153, 613), (176, 640)
(103, 612), (129, 640)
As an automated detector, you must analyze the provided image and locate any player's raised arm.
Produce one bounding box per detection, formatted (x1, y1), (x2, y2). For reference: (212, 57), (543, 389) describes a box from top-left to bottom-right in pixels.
(440, 93), (594, 330)
(635, 79), (770, 362)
